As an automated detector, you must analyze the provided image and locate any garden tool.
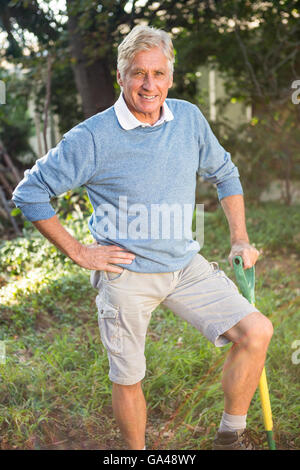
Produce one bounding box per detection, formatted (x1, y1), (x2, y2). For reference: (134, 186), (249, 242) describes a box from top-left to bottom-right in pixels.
(233, 255), (276, 450)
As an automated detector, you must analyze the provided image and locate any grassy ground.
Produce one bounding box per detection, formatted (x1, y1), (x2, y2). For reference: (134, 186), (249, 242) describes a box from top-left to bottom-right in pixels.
(0, 202), (299, 450)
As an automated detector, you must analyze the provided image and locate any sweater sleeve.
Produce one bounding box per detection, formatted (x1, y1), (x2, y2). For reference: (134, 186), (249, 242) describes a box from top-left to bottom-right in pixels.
(194, 106), (243, 200)
(11, 122), (96, 222)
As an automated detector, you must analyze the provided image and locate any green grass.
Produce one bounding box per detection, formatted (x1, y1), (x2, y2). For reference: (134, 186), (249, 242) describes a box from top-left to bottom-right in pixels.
(0, 202), (299, 450)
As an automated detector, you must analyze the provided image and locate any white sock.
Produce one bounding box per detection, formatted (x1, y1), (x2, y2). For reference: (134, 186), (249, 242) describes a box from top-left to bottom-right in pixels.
(218, 411), (247, 433)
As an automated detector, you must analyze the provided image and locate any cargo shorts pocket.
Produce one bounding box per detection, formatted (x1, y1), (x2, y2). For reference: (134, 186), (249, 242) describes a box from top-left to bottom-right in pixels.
(90, 270), (103, 289)
(207, 262), (238, 292)
(96, 296), (122, 355)
(103, 268), (128, 282)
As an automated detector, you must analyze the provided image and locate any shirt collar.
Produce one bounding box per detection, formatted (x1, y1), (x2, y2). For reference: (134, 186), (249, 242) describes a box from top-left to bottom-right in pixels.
(114, 91), (174, 130)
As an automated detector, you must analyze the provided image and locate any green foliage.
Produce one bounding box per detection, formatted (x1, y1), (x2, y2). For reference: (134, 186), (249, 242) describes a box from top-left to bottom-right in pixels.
(200, 202), (300, 265)
(49, 55), (84, 135)
(164, 1), (300, 197)
(10, 186), (93, 242)
(1, 189), (93, 279)
(211, 100), (300, 202)
(26, 39), (84, 136)
(0, 70), (36, 163)
(0, 0), (58, 57)
(1, 0), (299, 202)
(51, 187), (93, 222)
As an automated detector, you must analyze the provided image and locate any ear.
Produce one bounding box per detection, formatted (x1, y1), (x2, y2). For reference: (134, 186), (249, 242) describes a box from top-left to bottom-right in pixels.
(168, 73), (173, 89)
(117, 69), (123, 87)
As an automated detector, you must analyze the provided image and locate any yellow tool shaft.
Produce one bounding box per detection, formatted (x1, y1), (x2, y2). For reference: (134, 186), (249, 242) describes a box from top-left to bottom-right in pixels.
(253, 302), (273, 432)
(258, 367), (273, 431)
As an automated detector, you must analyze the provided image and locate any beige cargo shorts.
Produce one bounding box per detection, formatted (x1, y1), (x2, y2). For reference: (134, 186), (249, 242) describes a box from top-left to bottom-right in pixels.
(90, 253), (256, 385)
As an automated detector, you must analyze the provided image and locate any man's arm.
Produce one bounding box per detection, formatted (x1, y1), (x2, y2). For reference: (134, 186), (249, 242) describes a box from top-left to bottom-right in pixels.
(12, 122), (135, 272)
(12, 122), (97, 223)
(33, 215), (135, 272)
(194, 106), (259, 268)
(220, 194), (259, 269)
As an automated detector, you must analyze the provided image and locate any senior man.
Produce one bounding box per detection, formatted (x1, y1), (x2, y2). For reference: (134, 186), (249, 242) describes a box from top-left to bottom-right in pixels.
(12, 25), (273, 450)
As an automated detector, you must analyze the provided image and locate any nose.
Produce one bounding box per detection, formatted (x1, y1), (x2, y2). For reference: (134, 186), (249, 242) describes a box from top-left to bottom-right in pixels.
(142, 73), (155, 91)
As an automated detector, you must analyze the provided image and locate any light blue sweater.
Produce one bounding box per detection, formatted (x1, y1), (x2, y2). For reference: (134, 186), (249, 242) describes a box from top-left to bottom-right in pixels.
(12, 99), (243, 273)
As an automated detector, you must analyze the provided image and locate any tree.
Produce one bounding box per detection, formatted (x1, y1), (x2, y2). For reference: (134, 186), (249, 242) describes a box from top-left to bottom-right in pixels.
(159, 0), (300, 203)
(0, 0), (299, 204)
(66, 0), (116, 118)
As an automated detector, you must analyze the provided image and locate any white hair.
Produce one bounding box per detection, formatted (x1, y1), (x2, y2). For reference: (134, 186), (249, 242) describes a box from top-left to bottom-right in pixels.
(117, 25), (175, 79)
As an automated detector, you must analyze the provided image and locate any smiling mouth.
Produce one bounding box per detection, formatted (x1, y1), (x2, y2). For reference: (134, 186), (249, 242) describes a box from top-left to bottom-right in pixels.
(139, 94), (158, 101)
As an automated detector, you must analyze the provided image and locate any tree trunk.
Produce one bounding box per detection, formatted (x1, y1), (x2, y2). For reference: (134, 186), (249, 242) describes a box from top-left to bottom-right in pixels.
(66, 2), (115, 119)
(43, 54), (53, 154)
(34, 110), (43, 158)
(0, 144), (21, 183)
(0, 186), (21, 236)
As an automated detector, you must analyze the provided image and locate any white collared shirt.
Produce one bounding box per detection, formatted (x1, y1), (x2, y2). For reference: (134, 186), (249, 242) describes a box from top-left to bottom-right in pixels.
(114, 92), (174, 130)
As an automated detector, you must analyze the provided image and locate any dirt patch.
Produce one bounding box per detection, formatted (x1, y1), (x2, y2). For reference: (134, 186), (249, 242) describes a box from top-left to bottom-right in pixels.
(0, 409), (298, 450)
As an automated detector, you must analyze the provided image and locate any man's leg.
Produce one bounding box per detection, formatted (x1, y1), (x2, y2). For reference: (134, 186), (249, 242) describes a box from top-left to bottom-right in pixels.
(221, 311), (273, 415)
(112, 381), (146, 450)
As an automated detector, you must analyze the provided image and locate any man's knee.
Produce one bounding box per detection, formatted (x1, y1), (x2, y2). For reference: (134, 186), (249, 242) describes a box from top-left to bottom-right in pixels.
(239, 312), (273, 350)
(225, 311), (273, 350)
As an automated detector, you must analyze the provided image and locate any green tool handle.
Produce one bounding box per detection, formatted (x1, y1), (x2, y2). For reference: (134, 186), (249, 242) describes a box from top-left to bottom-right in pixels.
(233, 256), (255, 304)
(233, 255), (276, 450)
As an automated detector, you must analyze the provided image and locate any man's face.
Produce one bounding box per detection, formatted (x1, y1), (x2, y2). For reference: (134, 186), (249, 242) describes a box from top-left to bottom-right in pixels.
(117, 46), (173, 125)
